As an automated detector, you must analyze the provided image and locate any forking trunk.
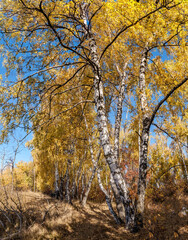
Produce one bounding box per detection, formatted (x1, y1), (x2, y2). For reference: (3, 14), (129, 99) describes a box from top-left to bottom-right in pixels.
(80, 3), (135, 229)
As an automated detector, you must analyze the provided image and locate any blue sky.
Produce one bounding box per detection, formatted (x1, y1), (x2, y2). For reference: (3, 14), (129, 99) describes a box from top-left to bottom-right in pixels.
(0, 39), (181, 168)
(0, 133), (33, 166)
(0, 56), (33, 166)
(0, 47), (168, 167)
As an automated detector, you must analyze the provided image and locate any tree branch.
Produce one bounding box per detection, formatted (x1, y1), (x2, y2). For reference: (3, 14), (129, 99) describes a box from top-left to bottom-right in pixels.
(152, 123), (188, 148)
(100, 1), (177, 60)
(148, 77), (188, 130)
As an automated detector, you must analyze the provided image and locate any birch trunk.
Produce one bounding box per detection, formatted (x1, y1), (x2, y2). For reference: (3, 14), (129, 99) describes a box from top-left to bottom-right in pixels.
(177, 142), (188, 183)
(110, 175), (125, 222)
(65, 160), (71, 204)
(71, 160), (76, 199)
(136, 48), (150, 227)
(11, 163), (14, 192)
(54, 162), (60, 199)
(80, 173), (85, 202)
(80, 93), (99, 206)
(110, 63), (128, 222)
(80, 3), (133, 228)
(135, 48), (188, 229)
(97, 169), (121, 224)
(59, 175), (64, 200)
(76, 155), (85, 199)
(81, 150), (101, 206)
(114, 63), (128, 162)
(33, 167), (36, 192)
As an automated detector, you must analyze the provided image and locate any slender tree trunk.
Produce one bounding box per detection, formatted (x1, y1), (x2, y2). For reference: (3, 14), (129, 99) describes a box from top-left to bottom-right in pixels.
(114, 63), (128, 162)
(11, 163), (14, 192)
(80, 93), (99, 206)
(76, 155), (85, 199)
(97, 169), (121, 224)
(80, 172), (85, 202)
(33, 167), (36, 192)
(110, 175), (125, 222)
(80, 3), (133, 228)
(71, 180), (76, 199)
(81, 150), (101, 206)
(65, 160), (71, 204)
(90, 29), (134, 228)
(81, 166), (96, 206)
(136, 48), (150, 229)
(136, 125), (150, 227)
(71, 160), (76, 199)
(177, 142), (188, 183)
(59, 175), (64, 200)
(110, 63), (128, 223)
(79, 92), (101, 206)
(54, 161), (60, 199)
(135, 48), (188, 230)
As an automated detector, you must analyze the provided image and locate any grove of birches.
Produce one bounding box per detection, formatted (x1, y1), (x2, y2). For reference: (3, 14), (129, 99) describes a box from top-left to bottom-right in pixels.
(0, 0), (187, 236)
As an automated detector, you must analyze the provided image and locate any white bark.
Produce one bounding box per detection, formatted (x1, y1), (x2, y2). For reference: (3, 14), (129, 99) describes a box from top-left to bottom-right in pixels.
(76, 153), (85, 199)
(97, 169), (121, 224)
(80, 3), (133, 228)
(80, 172), (85, 202)
(110, 174), (125, 222)
(81, 150), (101, 206)
(110, 63), (129, 222)
(85, 12), (129, 200)
(79, 92), (101, 206)
(71, 161), (76, 199)
(65, 160), (71, 204)
(114, 63), (128, 162)
(54, 161), (59, 199)
(136, 48), (188, 227)
(137, 48), (150, 216)
(59, 175), (64, 200)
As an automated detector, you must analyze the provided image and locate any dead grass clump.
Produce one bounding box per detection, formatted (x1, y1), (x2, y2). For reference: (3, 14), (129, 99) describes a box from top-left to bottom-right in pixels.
(0, 186), (27, 239)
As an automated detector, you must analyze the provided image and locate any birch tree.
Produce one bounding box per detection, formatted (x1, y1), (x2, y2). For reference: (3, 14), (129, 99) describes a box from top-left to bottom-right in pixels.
(0, 0), (187, 231)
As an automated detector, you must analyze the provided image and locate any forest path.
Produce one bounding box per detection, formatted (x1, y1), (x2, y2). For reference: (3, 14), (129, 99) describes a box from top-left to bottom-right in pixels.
(0, 190), (187, 240)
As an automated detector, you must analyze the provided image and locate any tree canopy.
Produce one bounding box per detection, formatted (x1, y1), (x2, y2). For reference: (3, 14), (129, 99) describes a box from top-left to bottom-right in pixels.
(0, 0), (187, 231)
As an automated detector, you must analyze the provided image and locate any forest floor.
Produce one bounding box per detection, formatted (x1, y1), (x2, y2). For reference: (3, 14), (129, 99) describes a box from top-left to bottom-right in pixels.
(0, 189), (188, 240)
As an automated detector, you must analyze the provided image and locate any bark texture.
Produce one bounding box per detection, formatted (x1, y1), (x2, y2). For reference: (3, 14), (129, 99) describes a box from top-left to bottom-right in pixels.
(111, 63), (128, 222)
(135, 48), (150, 230)
(80, 173), (85, 202)
(80, 3), (134, 229)
(97, 169), (121, 224)
(54, 162), (60, 199)
(110, 175), (125, 222)
(81, 150), (101, 206)
(80, 94), (101, 206)
(65, 160), (71, 204)
(114, 63), (128, 162)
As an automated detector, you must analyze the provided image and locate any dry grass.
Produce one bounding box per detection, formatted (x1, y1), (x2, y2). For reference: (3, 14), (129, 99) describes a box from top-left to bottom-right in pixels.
(0, 188), (187, 240)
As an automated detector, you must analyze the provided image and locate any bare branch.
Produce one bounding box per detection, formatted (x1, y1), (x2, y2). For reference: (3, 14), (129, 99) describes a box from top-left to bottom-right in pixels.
(154, 164), (188, 182)
(10, 62), (85, 87)
(152, 123), (188, 148)
(148, 77), (188, 130)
